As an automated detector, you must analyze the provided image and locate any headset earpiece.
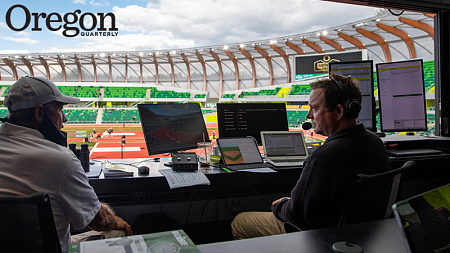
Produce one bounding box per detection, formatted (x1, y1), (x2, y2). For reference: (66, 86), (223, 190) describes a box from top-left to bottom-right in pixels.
(331, 76), (361, 118)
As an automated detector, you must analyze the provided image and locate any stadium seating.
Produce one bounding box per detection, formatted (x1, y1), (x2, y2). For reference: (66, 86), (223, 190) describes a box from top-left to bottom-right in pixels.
(289, 84), (311, 95)
(104, 87), (147, 98)
(102, 109), (140, 123)
(149, 87), (190, 98)
(286, 110), (309, 127)
(0, 109), (8, 118)
(240, 88), (281, 97)
(63, 109), (98, 124)
(0, 85), (11, 97)
(195, 94), (206, 98)
(59, 86), (100, 98)
(222, 94), (235, 98)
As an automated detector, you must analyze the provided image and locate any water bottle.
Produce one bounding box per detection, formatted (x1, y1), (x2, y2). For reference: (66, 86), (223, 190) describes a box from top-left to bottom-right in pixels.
(80, 144), (90, 172)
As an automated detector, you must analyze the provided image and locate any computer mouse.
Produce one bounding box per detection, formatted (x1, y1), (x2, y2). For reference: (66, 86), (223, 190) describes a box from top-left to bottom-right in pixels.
(138, 166), (149, 175)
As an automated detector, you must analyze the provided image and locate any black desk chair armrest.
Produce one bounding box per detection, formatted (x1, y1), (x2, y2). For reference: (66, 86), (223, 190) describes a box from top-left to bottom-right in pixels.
(356, 161), (416, 183)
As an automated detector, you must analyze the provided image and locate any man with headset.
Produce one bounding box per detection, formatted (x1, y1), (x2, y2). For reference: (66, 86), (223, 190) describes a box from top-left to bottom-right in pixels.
(231, 73), (391, 239)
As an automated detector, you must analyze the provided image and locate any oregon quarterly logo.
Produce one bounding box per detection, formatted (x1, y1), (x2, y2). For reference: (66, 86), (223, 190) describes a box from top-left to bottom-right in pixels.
(5, 4), (118, 37)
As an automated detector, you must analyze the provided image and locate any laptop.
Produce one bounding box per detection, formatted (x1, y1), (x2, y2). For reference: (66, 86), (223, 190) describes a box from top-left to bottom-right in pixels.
(216, 137), (272, 171)
(392, 184), (450, 253)
(261, 131), (309, 167)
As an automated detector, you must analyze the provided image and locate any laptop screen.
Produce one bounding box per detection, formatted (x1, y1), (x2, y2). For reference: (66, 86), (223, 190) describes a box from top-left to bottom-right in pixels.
(393, 184), (450, 253)
(262, 131), (308, 157)
(217, 137), (263, 165)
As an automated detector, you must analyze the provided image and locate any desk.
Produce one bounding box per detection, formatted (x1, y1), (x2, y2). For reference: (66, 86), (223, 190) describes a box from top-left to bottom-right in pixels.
(197, 218), (407, 253)
(89, 158), (300, 206)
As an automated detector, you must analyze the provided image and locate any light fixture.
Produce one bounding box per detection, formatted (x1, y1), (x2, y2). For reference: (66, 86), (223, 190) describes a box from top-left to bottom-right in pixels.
(269, 40), (277, 44)
(322, 31), (328, 36)
(376, 19), (381, 22)
(239, 44), (245, 48)
(139, 52), (144, 56)
(316, 32), (321, 36)
(223, 45), (229, 50)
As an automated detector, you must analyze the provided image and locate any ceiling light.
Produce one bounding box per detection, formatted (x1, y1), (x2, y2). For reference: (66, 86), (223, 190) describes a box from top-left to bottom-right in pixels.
(322, 31), (328, 36)
(223, 45), (229, 50)
(239, 44), (245, 48)
(269, 40), (277, 44)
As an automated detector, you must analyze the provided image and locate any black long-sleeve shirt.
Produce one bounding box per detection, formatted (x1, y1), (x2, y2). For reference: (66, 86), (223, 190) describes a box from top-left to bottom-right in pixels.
(272, 124), (391, 230)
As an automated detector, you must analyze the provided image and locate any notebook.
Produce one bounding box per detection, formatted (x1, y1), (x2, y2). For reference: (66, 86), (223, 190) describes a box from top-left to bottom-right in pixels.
(261, 131), (309, 167)
(216, 137), (272, 171)
(392, 184), (450, 253)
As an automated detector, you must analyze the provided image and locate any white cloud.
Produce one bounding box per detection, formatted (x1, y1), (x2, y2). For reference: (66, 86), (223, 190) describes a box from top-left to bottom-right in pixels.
(1, 37), (38, 45)
(0, 22), (8, 30)
(74, 0), (86, 4)
(90, 0), (110, 7)
(15, 31), (31, 37)
(110, 0), (375, 48)
(39, 32), (195, 53)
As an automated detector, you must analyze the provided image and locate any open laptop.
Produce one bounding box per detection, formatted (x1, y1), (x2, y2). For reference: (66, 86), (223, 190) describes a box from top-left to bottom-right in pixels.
(216, 137), (272, 171)
(392, 184), (450, 253)
(261, 131), (309, 167)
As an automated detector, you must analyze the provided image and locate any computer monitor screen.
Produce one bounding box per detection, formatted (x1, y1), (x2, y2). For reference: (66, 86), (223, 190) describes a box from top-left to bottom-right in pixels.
(217, 103), (289, 144)
(329, 60), (376, 131)
(376, 59), (427, 132)
(138, 103), (209, 155)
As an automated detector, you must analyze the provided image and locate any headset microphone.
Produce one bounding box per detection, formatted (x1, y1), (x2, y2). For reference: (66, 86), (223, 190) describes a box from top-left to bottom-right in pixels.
(302, 122), (312, 130)
(331, 76), (361, 118)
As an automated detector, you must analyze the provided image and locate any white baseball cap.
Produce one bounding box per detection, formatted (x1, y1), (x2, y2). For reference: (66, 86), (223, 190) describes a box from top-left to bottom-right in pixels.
(4, 76), (80, 112)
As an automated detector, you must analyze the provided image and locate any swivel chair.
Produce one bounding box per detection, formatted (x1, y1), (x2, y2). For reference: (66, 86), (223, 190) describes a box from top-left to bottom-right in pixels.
(0, 192), (62, 253)
(338, 160), (417, 226)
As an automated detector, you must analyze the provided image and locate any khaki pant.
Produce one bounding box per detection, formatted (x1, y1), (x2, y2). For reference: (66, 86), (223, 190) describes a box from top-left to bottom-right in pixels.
(71, 230), (126, 243)
(231, 212), (286, 240)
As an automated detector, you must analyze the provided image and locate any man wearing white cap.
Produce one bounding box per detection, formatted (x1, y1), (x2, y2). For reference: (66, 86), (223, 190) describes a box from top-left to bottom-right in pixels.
(0, 77), (132, 252)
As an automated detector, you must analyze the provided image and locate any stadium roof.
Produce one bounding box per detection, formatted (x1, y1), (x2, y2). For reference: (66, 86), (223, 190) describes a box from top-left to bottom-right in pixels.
(0, 10), (435, 98)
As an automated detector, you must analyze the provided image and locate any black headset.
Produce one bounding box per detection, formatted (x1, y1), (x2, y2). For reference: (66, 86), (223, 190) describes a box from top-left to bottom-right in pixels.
(330, 76), (361, 118)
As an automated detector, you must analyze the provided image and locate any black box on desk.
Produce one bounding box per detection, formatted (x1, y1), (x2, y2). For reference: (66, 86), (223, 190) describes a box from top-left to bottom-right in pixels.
(172, 153), (198, 172)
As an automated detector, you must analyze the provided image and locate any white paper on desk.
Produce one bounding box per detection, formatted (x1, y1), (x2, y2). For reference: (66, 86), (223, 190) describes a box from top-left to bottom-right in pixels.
(158, 169), (211, 189)
(237, 167), (277, 173)
(74, 235), (147, 253)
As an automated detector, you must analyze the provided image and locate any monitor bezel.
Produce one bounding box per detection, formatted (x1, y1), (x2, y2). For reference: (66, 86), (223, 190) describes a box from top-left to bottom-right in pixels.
(138, 103), (210, 156)
(376, 59), (427, 133)
(216, 102), (289, 145)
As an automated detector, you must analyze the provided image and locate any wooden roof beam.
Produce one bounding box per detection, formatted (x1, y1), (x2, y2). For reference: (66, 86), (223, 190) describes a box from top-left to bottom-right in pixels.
(356, 28), (392, 62)
(377, 23), (416, 59)
(319, 36), (345, 52)
(270, 44), (291, 83)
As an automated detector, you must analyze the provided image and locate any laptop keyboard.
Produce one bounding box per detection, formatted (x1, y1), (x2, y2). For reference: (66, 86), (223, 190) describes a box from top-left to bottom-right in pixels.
(272, 159), (305, 163)
(230, 164), (269, 170)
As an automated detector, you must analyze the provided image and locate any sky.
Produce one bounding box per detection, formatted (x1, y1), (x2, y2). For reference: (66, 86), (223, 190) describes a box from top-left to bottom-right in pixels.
(0, 0), (376, 54)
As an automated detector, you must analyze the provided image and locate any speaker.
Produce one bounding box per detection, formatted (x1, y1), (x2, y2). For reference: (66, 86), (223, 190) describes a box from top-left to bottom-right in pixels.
(331, 76), (361, 118)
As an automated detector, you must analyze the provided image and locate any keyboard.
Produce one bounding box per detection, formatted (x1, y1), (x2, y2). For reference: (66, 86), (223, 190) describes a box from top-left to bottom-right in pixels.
(388, 149), (442, 157)
(272, 159), (305, 163)
(228, 163), (272, 170)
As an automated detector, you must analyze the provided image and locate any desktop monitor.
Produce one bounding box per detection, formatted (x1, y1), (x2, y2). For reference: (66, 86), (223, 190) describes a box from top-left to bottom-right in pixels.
(329, 60), (376, 131)
(376, 59), (427, 133)
(216, 103), (289, 144)
(138, 103), (210, 155)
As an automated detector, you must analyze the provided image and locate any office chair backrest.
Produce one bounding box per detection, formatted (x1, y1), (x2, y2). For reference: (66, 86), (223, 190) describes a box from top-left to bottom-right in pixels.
(0, 192), (62, 253)
(339, 161), (417, 226)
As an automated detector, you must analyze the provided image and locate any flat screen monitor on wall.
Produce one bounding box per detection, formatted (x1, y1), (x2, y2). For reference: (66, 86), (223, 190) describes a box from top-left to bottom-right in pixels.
(376, 59), (427, 133)
(329, 60), (376, 132)
(217, 103), (289, 145)
(138, 103), (210, 155)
